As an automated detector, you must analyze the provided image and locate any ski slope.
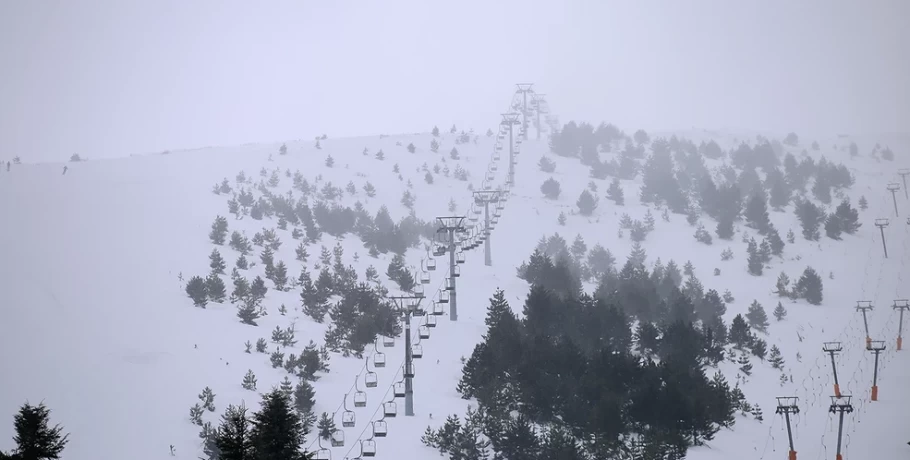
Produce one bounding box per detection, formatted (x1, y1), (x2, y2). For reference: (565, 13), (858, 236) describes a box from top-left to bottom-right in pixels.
(1, 89), (908, 460)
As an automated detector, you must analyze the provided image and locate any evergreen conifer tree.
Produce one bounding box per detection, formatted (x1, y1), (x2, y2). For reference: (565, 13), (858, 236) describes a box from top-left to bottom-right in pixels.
(186, 276), (209, 308)
(768, 345), (785, 369)
(606, 177), (625, 205)
(773, 301), (787, 321)
(316, 412), (336, 441)
(249, 389), (306, 460)
(8, 402), (69, 460)
(746, 238), (763, 276)
(796, 267), (824, 305)
(729, 314), (751, 348)
(210, 216), (229, 245)
(746, 301), (769, 332)
(206, 274), (227, 303)
(576, 189), (599, 215)
(834, 198), (861, 234)
(242, 370), (257, 390)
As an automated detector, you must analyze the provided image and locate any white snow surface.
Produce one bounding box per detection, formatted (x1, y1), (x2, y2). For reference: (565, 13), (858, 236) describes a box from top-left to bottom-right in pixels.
(1, 109), (909, 460)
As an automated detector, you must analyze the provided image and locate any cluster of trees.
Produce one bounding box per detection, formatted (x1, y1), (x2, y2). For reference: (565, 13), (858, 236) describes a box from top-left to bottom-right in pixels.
(0, 402), (68, 460)
(221, 169), (436, 257)
(450, 260), (752, 458)
(198, 388), (316, 460)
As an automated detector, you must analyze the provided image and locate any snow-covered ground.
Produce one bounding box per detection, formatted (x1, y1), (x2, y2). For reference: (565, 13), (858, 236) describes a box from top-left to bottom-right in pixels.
(1, 93), (908, 460)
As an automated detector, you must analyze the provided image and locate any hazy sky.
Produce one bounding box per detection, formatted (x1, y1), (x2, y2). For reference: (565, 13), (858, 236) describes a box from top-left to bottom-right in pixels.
(1, 0), (908, 161)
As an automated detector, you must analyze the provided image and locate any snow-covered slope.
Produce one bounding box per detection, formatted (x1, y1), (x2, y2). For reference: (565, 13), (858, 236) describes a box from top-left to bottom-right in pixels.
(1, 91), (908, 460)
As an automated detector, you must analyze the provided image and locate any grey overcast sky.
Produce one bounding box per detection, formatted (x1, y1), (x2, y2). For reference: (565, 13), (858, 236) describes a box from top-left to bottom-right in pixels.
(1, 0), (908, 161)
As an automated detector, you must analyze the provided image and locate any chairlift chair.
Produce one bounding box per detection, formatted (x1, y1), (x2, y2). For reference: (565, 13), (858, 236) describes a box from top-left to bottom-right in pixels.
(485, 171), (495, 181)
(445, 277), (455, 291)
(497, 201), (505, 210)
(432, 301), (445, 316)
(433, 245), (447, 257)
(426, 254), (437, 271)
(412, 303), (426, 316)
(331, 429), (344, 447)
(342, 410), (356, 428)
(354, 380), (367, 407)
(490, 163), (498, 172)
(493, 151), (501, 161)
(411, 344), (423, 359)
(382, 336), (395, 348)
(362, 439), (377, 457)
(456, 251), (465, 264)
(413, 283), (425, 298)
(437, 289), (449, 303)
(420, 270), (431, 284)
(426, 314), (437, 327)
(404, 362), (415, 378)
(384, 401), (398, 418)
(418, 325), (430, 340)
(393, 381), (406, 398)
(373, 352), (386, 369)
(452, 265), (461, 278)
(496, 144), (504, 152)
(315, 447), (331, 460)
(365, 369), (378, 387)
(373, 420), (388, 437)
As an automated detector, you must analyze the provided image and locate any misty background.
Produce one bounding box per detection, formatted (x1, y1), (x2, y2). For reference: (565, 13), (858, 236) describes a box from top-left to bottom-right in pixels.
(1, 0), (907, 162)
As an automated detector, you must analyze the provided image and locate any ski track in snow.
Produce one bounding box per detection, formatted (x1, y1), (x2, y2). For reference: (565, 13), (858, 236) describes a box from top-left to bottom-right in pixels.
(1, 104), (908, 460)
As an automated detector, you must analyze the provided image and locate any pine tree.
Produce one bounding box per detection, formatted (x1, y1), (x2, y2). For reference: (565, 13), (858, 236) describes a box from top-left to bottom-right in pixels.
(273, 261), (289, 291)
(858, 195), (868, 210)
(576, 189), (599, 215)
(209, 249), (227, 275)
(773, 301), (787, 321)
(279, 376), (294, 398)
(751, 338), (768, 360)
(744, 188), (772, 233)
(834, 198), (861, 234)
(496, 414), (540, 460)
(796, 267), (824, 305)
(249, 389), (306, 460)
(186, 276), (209, 308)
(557, 212), (566, 226)
(293, 380), (316, 415)
(729, 314), (751, 348)
(237, 296), (263, 325)
(242, 370), (257, 390)
(683, 260), (695, 276)
(606, 177), (624, 205)
(746, 238), (763, 276)
(432, 126), (440, 137)
(210, 215), (229, 245)
(746, 301), (769, 332)
(317, 412), (336, 441)
(774, 272), (790, 297)
(737, 353), (753, 376)
(199, 386), (217, 412)
(206, 274), (227, 303)
(231, 276), (251, 303)
(795, 199), (825, 240)
(768, 345), (785, 369)
(215, 403), (254, 460)
(825, 213), (843, 239)
(767, 226), (785, 256)
(8, 402), (69, 460)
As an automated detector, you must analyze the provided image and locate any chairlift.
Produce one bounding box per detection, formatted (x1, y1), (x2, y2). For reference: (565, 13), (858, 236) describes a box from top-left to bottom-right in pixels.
(493, 151), (501, 161)
(413, 283), (425, 298)
(445, 277), (455, 291)
(373, 420), (388, 437)
(485, 171), (495, 181)
(315, 447), (331, 460)
(490, 163), (498, 172)
(362, 439), (377, 457)
(412, 302), (426, 316)
(354, 379), (367, 408)
(384, 401), (398, 417)
(426, 255), (437, 271)
(418, 325), (430, 340)
(373, 352), (386, 369)
(420, 270), (431, 284)
(365, 370), (378, 387)
(496, 200), (505, 210)
(438, 289), (450, 303)
(453, 265), (461, 278)
(404, 362), (415, 378)
(342, 395), (356, 427)
(426, 314), (438, 327)
(331, 428), (344, 447)
(496, 144), (503, 152)
(412, 344), (423, 359)
(473, 206), (482, 215)
(393, 381), (405, 398)
(433, 245), (447, 257)
(456, 251), (465, 264)
(432, 302), (445, 316)
(382, 336), (395, 348)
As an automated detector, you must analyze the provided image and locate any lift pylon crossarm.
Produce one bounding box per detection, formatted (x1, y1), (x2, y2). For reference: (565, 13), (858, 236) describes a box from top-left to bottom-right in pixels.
(774, 397), (800, 460)
(822, 341), (843, 353)
(823, 342), (844, 397)
(875, 218), (891, 258)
